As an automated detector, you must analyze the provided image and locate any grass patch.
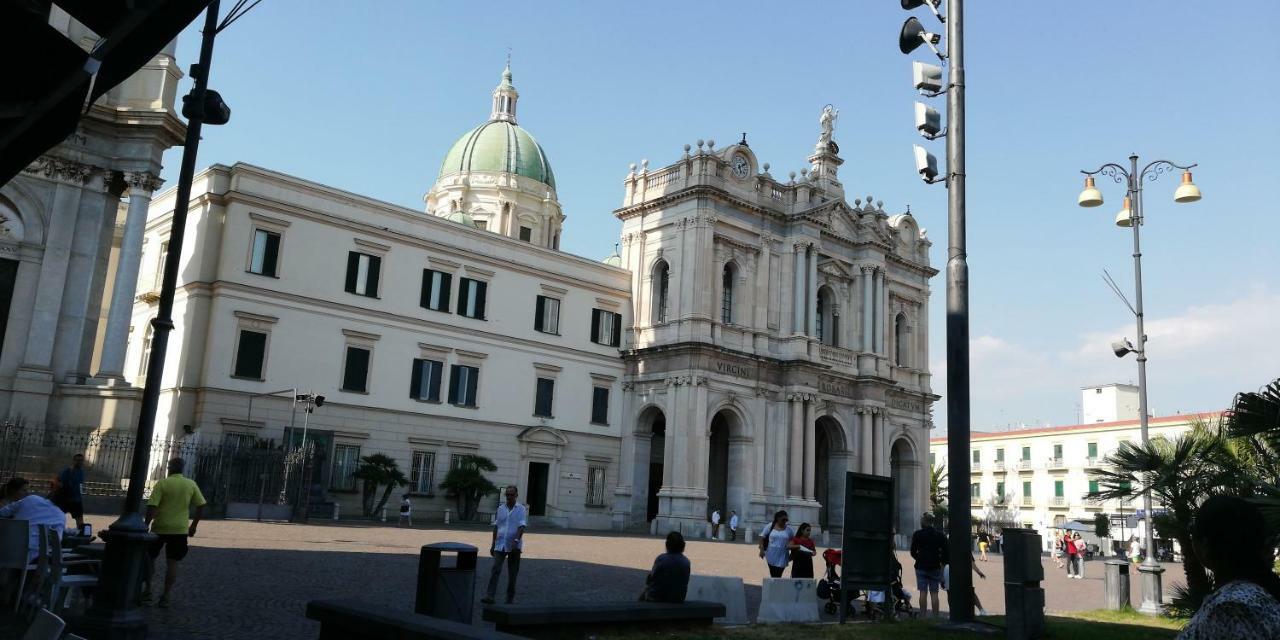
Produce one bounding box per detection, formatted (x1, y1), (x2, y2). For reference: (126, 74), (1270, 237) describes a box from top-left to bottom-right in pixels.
(590, 612), (1183, 640)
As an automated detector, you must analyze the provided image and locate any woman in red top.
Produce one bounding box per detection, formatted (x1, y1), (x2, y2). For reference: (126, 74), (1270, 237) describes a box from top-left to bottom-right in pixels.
(1064, 533), (1078, 577)
(789, 522), (817, 578)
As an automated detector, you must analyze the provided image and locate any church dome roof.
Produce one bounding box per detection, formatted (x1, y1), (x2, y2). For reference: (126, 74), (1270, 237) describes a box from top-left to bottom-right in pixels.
(437, 120), (555, 190)
(602, 252), (622, 267)
(443, 209), (475, 226)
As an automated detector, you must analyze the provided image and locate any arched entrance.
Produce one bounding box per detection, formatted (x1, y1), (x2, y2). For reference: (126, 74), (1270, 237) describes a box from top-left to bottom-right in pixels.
(634, 406), (667, 522)
(889, 437), (920, 536)
(814, 416), (849, 531)
(707, 408), (749, 523)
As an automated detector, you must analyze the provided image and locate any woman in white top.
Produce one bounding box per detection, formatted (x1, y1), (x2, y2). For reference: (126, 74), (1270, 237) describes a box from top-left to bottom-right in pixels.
(758, 510), (794, 578)
(1178, 496), (1280, 640)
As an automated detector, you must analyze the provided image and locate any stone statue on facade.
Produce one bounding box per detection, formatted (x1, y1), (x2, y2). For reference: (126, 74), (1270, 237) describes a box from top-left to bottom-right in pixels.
(817, 105), (839, 151)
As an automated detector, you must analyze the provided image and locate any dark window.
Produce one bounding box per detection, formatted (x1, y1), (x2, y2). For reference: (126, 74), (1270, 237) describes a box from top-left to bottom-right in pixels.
(420, 269), (452, 312)
(519, 226), (532, 242)
(410, 358), (443, 402)
(342, 345), (371, 392)
(534, 377), (554, 417)
(721, 264), (734, 324)
(591, 386), (609, 425)
(249, 229), (280, 277)
(448, 364), (479, 407)
(534, 295), (560, 334)
(590, 309), (622, 347)
(233, 330), (267, 379)
(653, 261), (669, 323)
(457, 278), (487, 319)
(345, 251), (381, 297)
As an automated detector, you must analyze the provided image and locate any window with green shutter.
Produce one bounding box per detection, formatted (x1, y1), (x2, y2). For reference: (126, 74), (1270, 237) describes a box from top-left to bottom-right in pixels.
(972, 449), (980, 464)
(996, 482), (1005, 500)
(1021, 446), (1031, 461)
(1088, 442), (1098, 458)
(995, 448), (1004, 462)
(970, 483), (980, 498)
(1054, 480), (1064, 497)
(1088, 480), (1099, 494)
(1053, 444), (1063, 459)
(1022, 481), (1032, 497)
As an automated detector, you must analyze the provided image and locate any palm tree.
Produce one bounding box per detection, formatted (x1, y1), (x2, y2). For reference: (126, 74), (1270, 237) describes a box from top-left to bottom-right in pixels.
(352, 453), (408, 517)
(929, 462), (947, 518)
(1225, 378), (1280, 529)
(1086, 427), (1243, 612)
(438, 454), (498, 521)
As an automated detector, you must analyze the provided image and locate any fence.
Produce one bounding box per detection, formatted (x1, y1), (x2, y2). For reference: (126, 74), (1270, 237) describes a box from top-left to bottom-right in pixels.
(0, 423), (314, 519)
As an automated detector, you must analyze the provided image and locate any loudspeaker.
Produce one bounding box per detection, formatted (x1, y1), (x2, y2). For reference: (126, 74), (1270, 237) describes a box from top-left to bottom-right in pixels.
(1110, 340), (1133, 358)
(900, 17), (926, 54)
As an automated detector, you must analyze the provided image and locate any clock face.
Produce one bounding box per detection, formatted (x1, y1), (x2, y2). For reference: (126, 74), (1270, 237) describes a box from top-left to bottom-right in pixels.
(731, 154), (750, 179)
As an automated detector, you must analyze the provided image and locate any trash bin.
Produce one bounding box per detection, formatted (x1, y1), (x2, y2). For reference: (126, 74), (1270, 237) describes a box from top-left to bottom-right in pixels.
(416, 542), (478, 622)
(1104, 560), (1131, 610)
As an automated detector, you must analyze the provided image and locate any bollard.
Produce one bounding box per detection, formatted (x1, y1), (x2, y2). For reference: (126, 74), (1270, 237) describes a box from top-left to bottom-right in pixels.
(444, 509), (451, 525)
(333, 503), (340, 520)
(745, 524), (753, 544)
(705, 522), (713, 540)
(381, 506), (387, 522)
(416, 542), (478, 623)
(1104, 560), (1131, 610)
(649, 518), (658, 536)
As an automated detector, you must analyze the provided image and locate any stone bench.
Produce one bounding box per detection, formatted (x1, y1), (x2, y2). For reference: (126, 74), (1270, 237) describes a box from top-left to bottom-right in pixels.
(305, 599), (525, 640)
(481, 600), (725, 637)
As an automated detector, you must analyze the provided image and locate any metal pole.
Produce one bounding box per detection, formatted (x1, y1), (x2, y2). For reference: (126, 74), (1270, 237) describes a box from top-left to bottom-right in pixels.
(943, 0), (973, 624)
(79, 3), (221, 637)
(1129, 153), (1164, 613)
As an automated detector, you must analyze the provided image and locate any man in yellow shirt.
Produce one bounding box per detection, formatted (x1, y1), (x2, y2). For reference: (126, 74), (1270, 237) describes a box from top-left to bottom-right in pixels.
(143, 457), (206, 608)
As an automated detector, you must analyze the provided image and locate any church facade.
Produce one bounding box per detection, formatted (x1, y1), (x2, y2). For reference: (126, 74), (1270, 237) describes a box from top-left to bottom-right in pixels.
(125, 66), (936, 535)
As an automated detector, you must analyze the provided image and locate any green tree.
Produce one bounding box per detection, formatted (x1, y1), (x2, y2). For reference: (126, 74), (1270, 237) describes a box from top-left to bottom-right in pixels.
(1093, 512), (1110, 539)
(352, 453), (408, 517)
(438, 454), (498, 521)
(1087, 427), (1243, 613)
(929, 462), (948, 518)
(1225, 378), (1280, 530)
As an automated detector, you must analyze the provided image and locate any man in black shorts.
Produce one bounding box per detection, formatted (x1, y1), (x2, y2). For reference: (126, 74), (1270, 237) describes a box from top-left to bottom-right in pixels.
(143, 458), (206, 608)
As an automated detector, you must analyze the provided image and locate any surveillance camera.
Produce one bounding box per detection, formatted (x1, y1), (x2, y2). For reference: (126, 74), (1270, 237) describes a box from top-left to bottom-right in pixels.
(913, 145), (939, 182)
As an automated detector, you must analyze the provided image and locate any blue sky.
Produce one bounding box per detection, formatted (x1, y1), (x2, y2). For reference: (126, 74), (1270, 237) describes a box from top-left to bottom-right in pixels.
(163, 1), (1279, 431)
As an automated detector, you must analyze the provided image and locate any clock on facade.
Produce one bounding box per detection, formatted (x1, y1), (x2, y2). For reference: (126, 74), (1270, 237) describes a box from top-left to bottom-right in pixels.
(730, 154), (750, 179)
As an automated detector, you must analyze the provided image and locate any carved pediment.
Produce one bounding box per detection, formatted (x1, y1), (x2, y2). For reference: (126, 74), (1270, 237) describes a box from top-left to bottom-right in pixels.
(818, 259), (854, 282)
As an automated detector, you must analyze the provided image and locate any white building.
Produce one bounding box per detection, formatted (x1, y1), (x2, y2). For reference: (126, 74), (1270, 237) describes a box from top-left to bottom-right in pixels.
(930, 387), (1219, 547)
(126, 66), (937, 533)
(0, 8), (182, 428)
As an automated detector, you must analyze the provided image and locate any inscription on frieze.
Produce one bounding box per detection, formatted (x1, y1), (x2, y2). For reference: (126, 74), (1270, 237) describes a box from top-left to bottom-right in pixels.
(714, 360), (752, 378)
(819, 379), (853, 397)
(887, 397), (924, 412)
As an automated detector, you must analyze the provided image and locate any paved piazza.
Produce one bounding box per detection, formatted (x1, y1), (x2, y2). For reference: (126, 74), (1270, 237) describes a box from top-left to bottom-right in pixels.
(74, 513), (1183, 639)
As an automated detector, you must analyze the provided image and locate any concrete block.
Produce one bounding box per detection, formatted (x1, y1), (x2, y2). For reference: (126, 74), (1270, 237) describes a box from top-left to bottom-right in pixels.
(745, 525), (753, 544)
(649, 518), (658, 536)
(756, 578), (819, 623)
(687, 575), (748, 625)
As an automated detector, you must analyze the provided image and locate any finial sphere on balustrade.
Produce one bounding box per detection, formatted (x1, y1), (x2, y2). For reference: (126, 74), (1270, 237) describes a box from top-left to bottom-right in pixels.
(641, 159), (648, 169)
(707, 139), (714, 149)
(763, 162), (770, 172)
(855, 198), (862, 205)
(876, 200), (883, 208)
(866, 194), (873, 203)
(789, 171), (796, 180)
(696, 139), (704, 148)
(684, 144), (691, 152)
(629, 163), (636, 172)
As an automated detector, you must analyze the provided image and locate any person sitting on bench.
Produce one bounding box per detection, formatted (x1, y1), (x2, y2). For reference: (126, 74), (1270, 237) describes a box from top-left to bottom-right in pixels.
(640, 531), (691, 603)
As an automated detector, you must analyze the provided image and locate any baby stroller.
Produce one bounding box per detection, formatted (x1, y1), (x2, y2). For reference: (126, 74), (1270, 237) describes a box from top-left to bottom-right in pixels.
(816, 549), (860, 615)
(864, 556), (917, 620)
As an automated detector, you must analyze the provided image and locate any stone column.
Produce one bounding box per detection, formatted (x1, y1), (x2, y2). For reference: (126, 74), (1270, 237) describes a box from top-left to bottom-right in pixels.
(792, 246), (805, 335)
(754, 237), (770, 332)
(873, 409), (886, 475)
(858, 408), (873, 474)
(95, 172), (161, 382)
(873, 269), (885, 354)
(788, 394), (803, 497)
(861, 267), (874, 352)
(803, 397), (816, 500)
(806, 244), (818, 337)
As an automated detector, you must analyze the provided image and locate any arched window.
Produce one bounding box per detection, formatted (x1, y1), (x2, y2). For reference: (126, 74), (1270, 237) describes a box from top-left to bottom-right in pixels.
(895, 313), (909, 366)
(138, 326), (153, 379)
(817, 287), (838, 346)
(652, 260), (670, 323)
(815, 291), (825, 342)
(721, 263), (735, 325)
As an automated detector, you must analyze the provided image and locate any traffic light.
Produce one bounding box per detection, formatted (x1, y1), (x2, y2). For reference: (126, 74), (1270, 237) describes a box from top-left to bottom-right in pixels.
(0, 1), (215, 187)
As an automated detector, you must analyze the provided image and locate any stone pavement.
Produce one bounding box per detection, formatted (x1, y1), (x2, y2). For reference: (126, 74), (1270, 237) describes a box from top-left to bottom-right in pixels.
(56, 514), (1182, 639)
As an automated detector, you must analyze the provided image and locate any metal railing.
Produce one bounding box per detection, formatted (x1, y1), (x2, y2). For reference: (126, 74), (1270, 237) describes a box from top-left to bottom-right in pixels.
(1050, 496), (1067, 507)
(991, 460), (1005, 472)
(1048, 457), (1066, 470)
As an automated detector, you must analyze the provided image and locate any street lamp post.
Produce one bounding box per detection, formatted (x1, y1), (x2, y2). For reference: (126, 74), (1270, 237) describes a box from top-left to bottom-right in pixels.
(1077, 154), (1201, 614)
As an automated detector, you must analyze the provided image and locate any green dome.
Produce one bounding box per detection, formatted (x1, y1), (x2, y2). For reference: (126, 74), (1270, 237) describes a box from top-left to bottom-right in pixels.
(443, 210), (475, 226)
(438, 120), (556, 190)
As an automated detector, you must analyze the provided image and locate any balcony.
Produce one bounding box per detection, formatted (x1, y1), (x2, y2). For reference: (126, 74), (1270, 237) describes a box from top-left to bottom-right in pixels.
(1050, 497), (1067, 508)
(970, 463), (982, 474)
(1048, 458), (1066, 470)
(1085, 457), (1101, 468)
(1021, 496), (1034, 507)
(819, 344), (855, 367)
(1015, 460), (1034, 472)
(971, 497), (983, 507)
(991, 460), (1006, 473)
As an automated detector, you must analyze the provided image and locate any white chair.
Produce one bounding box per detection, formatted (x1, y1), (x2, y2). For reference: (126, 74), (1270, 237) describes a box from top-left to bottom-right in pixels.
(35, 526), (97, 616)
(0, 518), (39, 611)
(20, 608), (65, 640)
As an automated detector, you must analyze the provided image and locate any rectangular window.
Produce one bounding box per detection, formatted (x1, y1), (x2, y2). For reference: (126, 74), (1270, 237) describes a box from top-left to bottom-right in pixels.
(410, 358), (444, 402)
(995, 448), (1004, 462)
(590, 309), (622, 347)
(586, 466), (607, 507)
(154, 241), (168, 289)
(1088, 479), (1099, 494)
(591, 386), (609, 425)
(533, 377), (555, 417)
(341, 345), (371, 393)
(970, 483), (980, 499)
(534, 295), (560, 334)
(1054, 480), (1065, 497)
(1022, 481), (1032, 497)
(330, 444), (361, 491)
(1087, 442), (1098, 459)
(420, 269), (452, 312)
(448, 364), (479, 407)
(450, 454), (467, 471)
(223, 432), (257, 450)
(345, 251), (381, 297)
(519, 226), (532, 242)
(410, 451), (435, 495)
(475, 220), (487, 231)
(996, 482), (1005, 500)
(1053, 444), (1063, 459)
(249, 229), (280, 276)
(1021, 446), (1031, 461)
(456, 278), (487, 319)
(971, 449), (980, 463)
(233, 329), (268, 379)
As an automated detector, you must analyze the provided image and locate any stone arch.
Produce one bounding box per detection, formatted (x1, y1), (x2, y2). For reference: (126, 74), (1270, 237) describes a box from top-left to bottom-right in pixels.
(650, 259), (670, 324)
(816, 285), (839, 346)
(814, 413), (850, 530)
(706, 406), (750, 528)
(720, 260), (739, 325)
(632, 405), (668, 522)
(0, 182), (46, 245)
(894, 312), (910, 367)
(890, 435), (922, 537)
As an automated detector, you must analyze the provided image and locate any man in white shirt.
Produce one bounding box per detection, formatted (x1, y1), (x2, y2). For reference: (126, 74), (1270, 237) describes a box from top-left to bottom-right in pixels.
(0, 477), (66, 563)
(711, 509), (721, 539)
(729, 511), (739, 541)
(483, 485), (527, 605)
